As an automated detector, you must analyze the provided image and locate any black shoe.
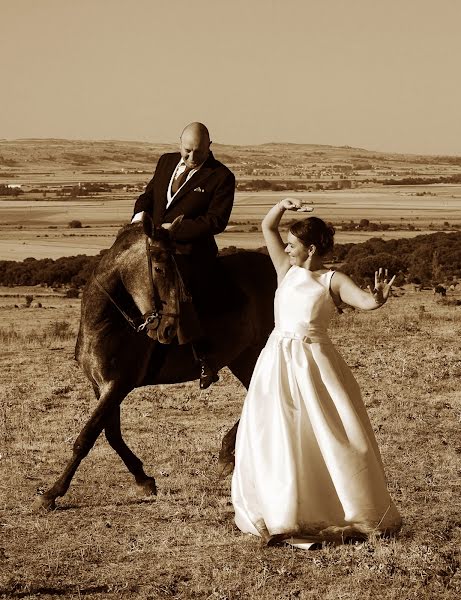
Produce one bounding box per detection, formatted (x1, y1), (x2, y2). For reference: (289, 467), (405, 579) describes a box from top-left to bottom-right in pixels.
(199, 360), (219, 389)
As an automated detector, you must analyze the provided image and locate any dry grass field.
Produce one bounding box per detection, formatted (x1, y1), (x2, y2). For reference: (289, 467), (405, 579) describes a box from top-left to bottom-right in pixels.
(1, 287), (460, 599)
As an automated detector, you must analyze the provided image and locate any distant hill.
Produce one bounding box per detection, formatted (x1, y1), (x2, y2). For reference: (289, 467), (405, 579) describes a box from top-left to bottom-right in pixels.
(1, 138), (460, 175)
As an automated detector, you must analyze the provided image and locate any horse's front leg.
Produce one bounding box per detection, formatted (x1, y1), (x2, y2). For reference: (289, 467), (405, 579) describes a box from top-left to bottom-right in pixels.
(104, 406), (157, 496)
(34, 382), (127, 511)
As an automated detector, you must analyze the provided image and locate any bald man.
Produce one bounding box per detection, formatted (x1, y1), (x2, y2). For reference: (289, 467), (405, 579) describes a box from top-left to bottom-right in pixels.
(132, 122), (235, 388)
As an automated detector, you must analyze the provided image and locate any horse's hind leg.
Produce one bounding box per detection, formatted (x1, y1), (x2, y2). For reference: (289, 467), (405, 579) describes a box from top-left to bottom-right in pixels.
(217, 345), (261, 478)
(104, 407), (157, 496)
(34, 382), (127, 511)
(218, 420), (239, 479)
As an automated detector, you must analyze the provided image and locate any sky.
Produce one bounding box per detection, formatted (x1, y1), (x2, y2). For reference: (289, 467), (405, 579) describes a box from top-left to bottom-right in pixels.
(1, 0), (460, 155)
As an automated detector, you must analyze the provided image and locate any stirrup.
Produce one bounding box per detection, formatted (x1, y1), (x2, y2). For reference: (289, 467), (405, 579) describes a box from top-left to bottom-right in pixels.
(199, 360), (219, 390)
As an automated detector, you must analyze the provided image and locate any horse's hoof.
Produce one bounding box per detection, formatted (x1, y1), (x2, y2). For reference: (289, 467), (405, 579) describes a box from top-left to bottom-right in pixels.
(136, 477), (157, 497)
(32, 494), (56, 512)
(217, 458), (234, 479)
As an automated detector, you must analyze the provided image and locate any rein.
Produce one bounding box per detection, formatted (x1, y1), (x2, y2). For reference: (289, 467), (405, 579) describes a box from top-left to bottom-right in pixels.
(93, 275), (162, 333)
(93, 236), (189, 334)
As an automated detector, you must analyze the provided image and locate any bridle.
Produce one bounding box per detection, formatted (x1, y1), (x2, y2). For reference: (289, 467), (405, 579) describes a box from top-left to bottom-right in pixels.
(94, 236), (188, 334)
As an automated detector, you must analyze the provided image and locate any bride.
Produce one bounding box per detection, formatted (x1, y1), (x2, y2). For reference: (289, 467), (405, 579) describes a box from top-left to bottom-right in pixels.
(231, 198), (402, 549)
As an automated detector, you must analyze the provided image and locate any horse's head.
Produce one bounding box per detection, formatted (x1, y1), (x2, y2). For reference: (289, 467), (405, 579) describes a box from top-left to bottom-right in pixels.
(120, 215), (184, 344)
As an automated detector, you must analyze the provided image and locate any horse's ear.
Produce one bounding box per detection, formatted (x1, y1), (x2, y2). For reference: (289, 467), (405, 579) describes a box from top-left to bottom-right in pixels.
(168, 215), (184, 237)
(142, 213), (154, 239)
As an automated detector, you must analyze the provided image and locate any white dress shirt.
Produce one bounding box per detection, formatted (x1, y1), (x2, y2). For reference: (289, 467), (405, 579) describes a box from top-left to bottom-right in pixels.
(131, 158), (205, 223)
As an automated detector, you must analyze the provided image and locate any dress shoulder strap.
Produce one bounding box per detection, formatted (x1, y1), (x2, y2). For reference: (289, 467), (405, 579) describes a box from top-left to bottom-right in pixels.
(325, 269), (343, 313)
(325, 269), (336, 290)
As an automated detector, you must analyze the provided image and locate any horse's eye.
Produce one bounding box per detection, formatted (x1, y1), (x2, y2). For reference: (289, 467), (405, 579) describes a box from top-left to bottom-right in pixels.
(154, 266), (163, 274)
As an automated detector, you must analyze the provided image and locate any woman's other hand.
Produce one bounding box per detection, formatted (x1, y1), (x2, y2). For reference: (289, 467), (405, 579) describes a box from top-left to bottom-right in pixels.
(367, 268), (396, 306)
(331, 267), (396, 311)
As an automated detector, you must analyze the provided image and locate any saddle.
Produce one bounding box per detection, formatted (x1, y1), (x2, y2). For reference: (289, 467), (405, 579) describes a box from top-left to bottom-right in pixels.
(186, 258), (248, 317)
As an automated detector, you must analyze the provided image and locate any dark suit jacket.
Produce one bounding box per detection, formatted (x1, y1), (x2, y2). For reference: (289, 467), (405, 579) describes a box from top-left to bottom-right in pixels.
(133, 151), (235, 260)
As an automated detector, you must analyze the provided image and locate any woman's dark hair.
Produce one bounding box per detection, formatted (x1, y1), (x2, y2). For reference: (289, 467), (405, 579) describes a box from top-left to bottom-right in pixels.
(289, 217), (335, 256)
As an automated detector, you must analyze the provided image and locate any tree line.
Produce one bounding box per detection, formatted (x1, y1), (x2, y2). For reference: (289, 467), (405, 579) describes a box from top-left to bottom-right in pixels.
(381, 174), (461, 185)
(0, 255), (100, 288)
(0, 231), (459, 289)
(334, 231), (461, 287)
(236, 179), (353, 192)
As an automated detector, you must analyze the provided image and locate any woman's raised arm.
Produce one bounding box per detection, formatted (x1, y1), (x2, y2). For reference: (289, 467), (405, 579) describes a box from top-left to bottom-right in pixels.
(262, 198), (312, 282)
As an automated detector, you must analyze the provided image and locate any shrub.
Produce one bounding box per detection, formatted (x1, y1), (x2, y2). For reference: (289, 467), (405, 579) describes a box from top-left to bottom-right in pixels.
(65, 287), (80, 298)
(68, 220), (82, 229)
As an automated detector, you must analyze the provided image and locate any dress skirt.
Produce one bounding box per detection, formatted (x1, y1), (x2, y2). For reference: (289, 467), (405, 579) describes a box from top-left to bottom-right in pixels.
(231, 329), (401, 546)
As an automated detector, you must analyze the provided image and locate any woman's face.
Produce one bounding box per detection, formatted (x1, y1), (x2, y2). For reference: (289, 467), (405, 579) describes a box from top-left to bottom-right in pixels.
(285, 232), (311, 266)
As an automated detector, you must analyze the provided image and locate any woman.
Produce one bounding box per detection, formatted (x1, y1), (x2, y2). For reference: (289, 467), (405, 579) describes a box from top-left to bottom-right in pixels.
(231, 198), (401, 549)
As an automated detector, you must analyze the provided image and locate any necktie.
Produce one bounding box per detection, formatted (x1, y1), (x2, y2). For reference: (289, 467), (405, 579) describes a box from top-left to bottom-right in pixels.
(172, 166), (191, 194)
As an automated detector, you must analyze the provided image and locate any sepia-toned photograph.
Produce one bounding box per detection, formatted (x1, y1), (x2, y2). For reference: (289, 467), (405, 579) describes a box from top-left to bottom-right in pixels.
(0, 1), (460, 598)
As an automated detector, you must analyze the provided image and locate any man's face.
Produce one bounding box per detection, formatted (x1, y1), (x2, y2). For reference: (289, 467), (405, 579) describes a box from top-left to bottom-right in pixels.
(179, 131), (210, 169)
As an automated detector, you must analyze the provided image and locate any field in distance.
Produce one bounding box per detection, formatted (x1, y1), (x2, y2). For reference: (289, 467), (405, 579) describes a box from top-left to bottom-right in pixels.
(0, 187), (460, 260)
(1, 138), (461, 260)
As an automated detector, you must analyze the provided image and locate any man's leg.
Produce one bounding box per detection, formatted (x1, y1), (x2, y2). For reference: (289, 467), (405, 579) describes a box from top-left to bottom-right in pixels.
(174, 255), (219, 389)
(177, 300), (218, 389)
(190, 337), (219, 390)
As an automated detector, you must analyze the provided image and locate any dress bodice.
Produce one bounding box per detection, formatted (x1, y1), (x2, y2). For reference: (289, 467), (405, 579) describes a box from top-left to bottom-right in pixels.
(274, 267), (335, 342)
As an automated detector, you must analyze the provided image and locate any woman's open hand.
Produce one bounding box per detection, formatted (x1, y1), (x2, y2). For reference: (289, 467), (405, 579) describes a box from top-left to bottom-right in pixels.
(279, 198), (313, 212)
(367, 268), (396, 306)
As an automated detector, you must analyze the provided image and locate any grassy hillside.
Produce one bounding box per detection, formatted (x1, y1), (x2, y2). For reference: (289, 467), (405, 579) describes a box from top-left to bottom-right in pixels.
(1, 138), (461, 179)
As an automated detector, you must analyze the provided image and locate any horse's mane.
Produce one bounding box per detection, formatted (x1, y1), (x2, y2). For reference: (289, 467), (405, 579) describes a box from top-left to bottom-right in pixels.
(114, 223), (143, 247)
(100, 222), (175, 268)
(117, 223), (137, 237)
(94, 224), (145, 274)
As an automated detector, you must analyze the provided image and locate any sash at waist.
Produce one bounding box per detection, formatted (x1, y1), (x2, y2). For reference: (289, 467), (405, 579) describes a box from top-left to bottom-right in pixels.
(273, 328), (332, 345)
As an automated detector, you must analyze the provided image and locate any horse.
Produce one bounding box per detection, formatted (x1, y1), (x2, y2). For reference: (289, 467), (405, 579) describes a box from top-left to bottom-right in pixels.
(34, 216), (277, 511)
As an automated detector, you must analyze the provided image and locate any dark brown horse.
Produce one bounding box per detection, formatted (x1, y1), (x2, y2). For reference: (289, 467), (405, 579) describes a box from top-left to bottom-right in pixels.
(35, 217), (276, 510)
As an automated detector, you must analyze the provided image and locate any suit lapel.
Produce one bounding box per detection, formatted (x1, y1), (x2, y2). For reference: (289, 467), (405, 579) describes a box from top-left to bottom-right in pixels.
(161, 155), (180, 188)
(155, 153), (180, 218)
(166, 152), (216, 211)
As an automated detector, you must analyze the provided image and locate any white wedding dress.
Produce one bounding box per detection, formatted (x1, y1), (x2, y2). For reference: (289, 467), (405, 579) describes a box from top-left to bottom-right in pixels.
(232, 267), (401, 548)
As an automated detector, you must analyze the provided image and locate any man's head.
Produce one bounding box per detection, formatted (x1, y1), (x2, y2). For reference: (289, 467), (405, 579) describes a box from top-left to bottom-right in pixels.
(179, 122), (211, 169)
